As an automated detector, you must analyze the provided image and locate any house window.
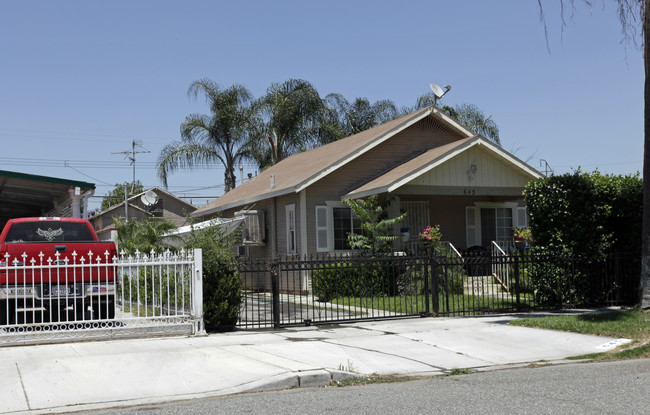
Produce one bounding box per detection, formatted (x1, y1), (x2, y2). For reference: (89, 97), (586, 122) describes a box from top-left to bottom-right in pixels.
(400, 201), (429, 242)
(236, 209), (266, 245)
(333, 207), (361, 251)
(286, 204), (296, 254)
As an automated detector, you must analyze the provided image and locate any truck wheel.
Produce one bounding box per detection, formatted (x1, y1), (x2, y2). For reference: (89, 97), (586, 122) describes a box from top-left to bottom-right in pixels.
(0, 300), (7, 326)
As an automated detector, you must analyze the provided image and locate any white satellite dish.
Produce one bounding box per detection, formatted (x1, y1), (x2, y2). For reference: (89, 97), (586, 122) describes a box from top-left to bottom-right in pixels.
(141, 190), (159, 206)
(430, 83), (451, 99)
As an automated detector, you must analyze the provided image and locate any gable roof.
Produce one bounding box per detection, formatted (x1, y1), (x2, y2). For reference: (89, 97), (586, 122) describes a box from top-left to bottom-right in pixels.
(192, 107), (476, 217)
(344, 136), (543, 199)
(92, 186), (195, 219)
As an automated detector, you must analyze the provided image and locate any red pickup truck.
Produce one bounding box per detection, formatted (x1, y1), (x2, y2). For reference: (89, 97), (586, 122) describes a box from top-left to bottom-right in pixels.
(0, 217), (117, 325)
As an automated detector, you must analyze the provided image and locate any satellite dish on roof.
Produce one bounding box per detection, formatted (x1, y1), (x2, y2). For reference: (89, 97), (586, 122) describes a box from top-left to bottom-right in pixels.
(429, 83), (451, 99)
(141, 190), (159, 206)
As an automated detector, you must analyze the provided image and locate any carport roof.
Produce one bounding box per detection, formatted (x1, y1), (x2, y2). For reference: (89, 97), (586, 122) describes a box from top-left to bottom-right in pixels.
(0, 170), (95, 221)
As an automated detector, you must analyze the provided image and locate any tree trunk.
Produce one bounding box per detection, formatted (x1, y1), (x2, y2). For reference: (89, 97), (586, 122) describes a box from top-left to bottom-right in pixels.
(640, 0), (650, 309)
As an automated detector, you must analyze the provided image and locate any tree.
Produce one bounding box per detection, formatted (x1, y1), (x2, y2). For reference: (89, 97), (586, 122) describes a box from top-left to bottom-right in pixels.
(343, 195), (407, 257)
(440, 104), (500, 146)
(319, 94), (398, 143)
(250, 79), (324, 168)
(406, 93), (501, 146)
(157, 79), (257, 192)
(101, 181), (144, 211)
(537, 1), (650, 309)
(113, 216), (179, 255)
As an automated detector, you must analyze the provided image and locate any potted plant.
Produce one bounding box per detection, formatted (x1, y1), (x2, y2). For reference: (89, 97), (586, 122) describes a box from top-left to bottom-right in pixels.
(512, 226), (532, 247)
(419, 225), (442, 249)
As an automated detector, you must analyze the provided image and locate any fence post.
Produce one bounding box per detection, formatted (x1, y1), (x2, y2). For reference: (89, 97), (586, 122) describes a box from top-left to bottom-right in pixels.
(270, 257), (281, 329)
(431, 252), (439, 316)
(423, 256), (430, 316)
(514, 254), (521, 310)
(192, 248), (205, 335)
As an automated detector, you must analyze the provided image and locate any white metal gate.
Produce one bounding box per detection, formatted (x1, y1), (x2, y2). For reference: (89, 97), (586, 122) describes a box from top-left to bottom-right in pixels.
(0, 249), (203, 346)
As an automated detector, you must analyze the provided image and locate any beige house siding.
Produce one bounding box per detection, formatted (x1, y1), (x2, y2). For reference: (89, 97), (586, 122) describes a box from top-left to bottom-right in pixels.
(410, 145), (531, 189)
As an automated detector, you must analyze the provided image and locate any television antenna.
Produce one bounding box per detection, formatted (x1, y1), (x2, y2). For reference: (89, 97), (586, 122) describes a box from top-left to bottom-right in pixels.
(430, 83), (451, 107)
(112, 140), (150, 191)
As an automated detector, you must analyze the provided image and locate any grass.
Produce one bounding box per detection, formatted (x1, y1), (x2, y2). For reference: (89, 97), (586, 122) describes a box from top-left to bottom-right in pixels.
(510, 309), (650, 361)
(327, 293), (534, 315)
(330, 374), (422, 387)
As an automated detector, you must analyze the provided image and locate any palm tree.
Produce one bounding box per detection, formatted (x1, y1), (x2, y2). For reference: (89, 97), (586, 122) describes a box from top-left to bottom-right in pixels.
(251, 79), (324, 168)
(538, 0), (650, 308)
(157, 79), (257, 192)
(320, 94), (398, 143)
(114, 216), (179, 255)
(441, 103), (500, 146)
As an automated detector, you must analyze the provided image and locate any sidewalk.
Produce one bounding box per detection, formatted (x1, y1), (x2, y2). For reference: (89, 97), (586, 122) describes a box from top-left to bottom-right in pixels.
(0, 314), (628, 414)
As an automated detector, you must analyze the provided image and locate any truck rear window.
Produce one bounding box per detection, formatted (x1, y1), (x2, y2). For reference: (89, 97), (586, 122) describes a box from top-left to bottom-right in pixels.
(5, 222), (95, 243)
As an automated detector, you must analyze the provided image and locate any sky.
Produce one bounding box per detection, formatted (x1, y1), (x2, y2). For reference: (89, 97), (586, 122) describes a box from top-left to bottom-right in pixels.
(0, 1), (644, 213)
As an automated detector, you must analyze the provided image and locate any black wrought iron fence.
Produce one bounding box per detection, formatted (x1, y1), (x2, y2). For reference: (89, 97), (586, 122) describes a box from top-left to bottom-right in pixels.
(236, 251), (638, 329)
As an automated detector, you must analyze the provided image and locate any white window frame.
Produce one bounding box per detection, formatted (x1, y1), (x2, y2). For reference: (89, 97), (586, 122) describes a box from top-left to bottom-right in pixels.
(286, 204), (296, 255)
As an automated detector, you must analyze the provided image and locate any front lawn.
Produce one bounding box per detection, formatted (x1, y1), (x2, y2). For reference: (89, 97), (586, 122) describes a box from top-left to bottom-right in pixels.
(510, 309), (650, 360)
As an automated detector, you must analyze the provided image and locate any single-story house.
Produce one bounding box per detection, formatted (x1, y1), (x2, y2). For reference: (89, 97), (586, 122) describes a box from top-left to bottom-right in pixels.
(192, 107), (543, 260)
(90, 187), (196, 241)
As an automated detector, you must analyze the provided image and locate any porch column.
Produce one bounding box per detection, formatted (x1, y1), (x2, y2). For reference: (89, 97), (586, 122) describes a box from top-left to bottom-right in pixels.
(68, 187), (82, 218)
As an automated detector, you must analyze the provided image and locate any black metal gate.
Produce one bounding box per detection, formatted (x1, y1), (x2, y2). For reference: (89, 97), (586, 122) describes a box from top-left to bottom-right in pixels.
(236, 252), (638, 329)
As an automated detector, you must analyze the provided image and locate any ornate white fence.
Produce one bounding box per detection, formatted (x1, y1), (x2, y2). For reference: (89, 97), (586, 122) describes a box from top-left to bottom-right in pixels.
(0, 249), (203, 346)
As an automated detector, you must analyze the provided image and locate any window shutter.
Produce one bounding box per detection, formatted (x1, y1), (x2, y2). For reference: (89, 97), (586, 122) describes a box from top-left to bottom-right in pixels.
(517, 207), (527, 228)
(316, 206), (329, 252)
(466, 206), (477, 247)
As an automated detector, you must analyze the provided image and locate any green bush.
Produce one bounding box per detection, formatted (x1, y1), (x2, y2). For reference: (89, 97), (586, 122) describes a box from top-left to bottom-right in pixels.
(397, 258), (465, 296)
(524, 171), (642, 306)
(524, 170), (642, 258)
(185, 224), (241, 332)
(118, 266), (191, 311)
(311, 261), (398, 301)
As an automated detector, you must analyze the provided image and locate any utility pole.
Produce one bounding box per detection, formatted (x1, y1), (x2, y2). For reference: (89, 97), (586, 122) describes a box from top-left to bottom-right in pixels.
(112, 140), (150, 192)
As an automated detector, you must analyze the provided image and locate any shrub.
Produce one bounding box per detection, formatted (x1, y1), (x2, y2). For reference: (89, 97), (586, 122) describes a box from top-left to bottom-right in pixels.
(118, 266), (191, 311)
(397, 258), (465, 296)
(184, 223), (241, 332)
(311, 261), (398, 301)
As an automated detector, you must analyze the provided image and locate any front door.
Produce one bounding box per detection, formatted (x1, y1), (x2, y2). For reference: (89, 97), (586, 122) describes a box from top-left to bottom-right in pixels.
(480, 207), (512, 246)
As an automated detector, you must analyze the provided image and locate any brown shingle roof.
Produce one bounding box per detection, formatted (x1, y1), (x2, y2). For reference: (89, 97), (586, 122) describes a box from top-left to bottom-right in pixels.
(191, 107), (477, 217)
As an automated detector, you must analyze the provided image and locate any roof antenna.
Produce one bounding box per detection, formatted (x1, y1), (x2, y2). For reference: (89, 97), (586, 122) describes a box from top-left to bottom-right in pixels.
(430, 83), (451, 107)
(112, 140), (150, 192)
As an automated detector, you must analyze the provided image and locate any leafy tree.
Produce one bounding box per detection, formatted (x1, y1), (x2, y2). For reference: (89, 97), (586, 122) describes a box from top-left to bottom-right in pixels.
(440, 104), (500, 146)
(101, 181), (144, 211)
(114, 216), (179, 255)
(319, 94), (398, 143)
(537, 0), (650, 308)
(343, 195), (407, 257)
(250, 79), (324, 168)
(405, 92), (500, 146)
(157, 79), (257, 192)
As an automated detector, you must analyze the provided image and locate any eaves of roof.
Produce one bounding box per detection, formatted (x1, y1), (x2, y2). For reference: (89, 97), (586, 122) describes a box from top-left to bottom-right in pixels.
(344, 136), (544, 199)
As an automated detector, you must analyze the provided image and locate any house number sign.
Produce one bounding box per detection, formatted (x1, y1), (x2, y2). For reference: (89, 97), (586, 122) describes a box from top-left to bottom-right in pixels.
(463, 189), (476, 195)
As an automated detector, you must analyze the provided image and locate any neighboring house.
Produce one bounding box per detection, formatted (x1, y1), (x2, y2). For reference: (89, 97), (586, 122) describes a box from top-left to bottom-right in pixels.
(192, 107), (543, 260)
(90, 187), (196, 241)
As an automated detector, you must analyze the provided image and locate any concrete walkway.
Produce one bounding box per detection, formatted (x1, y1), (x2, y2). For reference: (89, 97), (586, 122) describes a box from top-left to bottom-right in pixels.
(0, 314), (629, 414)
